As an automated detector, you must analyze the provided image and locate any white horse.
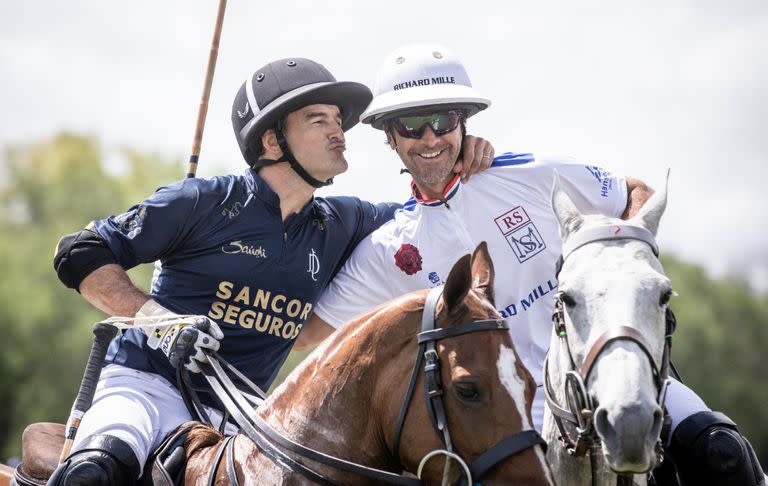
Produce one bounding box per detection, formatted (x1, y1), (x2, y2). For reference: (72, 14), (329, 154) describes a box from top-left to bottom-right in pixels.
(543, 173), (672, 486)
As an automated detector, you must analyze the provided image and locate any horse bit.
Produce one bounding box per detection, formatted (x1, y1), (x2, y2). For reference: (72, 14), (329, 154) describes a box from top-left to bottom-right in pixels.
(187, 285), (547, 486)
(543, 224), (677, 481)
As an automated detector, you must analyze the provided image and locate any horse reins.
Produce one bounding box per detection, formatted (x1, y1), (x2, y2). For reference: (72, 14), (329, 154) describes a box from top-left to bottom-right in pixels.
(543, 223), (677, 485)
(189, 286), (546, 486)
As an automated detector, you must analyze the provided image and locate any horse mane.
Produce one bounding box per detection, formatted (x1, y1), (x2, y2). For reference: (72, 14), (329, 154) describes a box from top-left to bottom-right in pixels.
(287, 291), (428, 376)
(184, 421), (225, 456)
(343, 291), (425, 332)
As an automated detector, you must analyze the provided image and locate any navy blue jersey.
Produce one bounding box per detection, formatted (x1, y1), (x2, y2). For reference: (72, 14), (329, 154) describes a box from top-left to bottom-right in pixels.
(93, 168), (397, 406)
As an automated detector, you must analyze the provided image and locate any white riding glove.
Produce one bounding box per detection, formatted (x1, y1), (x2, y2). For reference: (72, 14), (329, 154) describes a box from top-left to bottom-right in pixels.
(137, 299), (224, 373)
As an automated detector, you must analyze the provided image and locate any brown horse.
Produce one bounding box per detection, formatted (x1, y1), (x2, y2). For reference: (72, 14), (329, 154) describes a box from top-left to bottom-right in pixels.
(185, 243), (554, 485)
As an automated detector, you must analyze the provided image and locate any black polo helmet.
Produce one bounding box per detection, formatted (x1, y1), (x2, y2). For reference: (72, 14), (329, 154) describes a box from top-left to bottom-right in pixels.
(232, 58), (372, 169)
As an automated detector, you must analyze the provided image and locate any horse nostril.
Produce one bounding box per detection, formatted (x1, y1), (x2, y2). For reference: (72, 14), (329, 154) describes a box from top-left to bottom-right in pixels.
(650, 406), (664, 438)
(594, 407), (607, 430)
(594, 407), (619, 444)
(593, 407), (617, 445)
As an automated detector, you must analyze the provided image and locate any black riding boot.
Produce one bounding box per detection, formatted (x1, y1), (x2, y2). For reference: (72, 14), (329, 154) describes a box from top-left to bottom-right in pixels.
(46, 434), (141, 486)
(653, 411), (765, 486)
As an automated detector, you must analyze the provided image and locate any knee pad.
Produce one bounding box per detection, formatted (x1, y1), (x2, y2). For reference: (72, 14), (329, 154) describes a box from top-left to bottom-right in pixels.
(668, 411), (765, 486)
(46, 434), (140, 486)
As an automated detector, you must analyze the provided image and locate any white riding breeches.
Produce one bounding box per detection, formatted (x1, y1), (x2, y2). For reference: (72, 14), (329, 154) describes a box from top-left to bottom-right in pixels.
(71, 364), (238, 476)
(532, 377), (709, 435)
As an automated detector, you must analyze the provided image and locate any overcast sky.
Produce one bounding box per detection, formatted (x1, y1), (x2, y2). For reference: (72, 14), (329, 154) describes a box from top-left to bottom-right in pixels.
(2, 1), (767, 289)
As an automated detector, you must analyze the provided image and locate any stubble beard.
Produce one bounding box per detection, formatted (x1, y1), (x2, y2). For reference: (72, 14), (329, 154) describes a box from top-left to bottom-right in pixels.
(410, 162), (455, 187)
(318, 151), (348, 180)
(403, 150), (457, 189)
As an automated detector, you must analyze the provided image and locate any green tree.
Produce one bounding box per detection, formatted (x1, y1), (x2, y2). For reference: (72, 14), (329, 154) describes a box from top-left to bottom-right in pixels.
(0, 133), (182, 460)
(660, 255), (768, 466)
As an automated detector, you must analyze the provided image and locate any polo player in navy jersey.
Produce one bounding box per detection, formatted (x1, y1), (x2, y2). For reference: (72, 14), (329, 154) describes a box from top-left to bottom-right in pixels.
(49, 56), (494, 485)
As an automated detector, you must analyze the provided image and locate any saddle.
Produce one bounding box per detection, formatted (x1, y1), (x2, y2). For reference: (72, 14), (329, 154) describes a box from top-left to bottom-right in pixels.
(11, 423), (63, 486)
(11, 422), (193, 486)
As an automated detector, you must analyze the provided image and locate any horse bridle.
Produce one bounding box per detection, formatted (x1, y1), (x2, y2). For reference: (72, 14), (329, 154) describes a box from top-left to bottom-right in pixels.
(543, 224), (676, 474)
(392, 286), (547, 486)
(189, 285), (546, 486)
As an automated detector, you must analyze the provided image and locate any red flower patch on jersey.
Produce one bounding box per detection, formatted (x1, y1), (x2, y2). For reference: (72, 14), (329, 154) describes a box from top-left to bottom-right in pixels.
(394, 243), (423, 275)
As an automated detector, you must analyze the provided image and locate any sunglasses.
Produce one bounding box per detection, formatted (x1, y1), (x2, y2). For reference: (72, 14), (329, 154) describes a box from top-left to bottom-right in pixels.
(389, 110), (464, 139)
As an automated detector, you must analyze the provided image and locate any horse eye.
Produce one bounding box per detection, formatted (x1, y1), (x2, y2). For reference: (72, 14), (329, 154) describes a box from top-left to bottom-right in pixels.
(559, 291), (576, 307)
(659, 289), (674, 306)
(453, 382), (480, 402)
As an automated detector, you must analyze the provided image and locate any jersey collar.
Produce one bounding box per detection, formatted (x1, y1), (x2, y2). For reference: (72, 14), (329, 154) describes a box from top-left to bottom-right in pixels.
(245, 168), (320, 224)
(410, 174), (462, 207)
(246, 168), (281, 209)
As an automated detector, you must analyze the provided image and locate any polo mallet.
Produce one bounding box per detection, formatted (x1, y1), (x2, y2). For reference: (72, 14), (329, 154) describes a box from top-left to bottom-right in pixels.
(58, 2), (228, 460)
(58, 322), (118, 462)
(186, 0), (228, 178)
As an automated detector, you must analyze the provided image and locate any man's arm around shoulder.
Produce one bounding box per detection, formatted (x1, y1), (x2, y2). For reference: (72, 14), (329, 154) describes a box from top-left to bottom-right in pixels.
(622, 177), (654, 219)
(294, 314), (335, 351)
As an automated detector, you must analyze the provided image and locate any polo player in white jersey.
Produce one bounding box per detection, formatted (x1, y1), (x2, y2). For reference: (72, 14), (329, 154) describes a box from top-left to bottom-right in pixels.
(303, 44), (766, 485)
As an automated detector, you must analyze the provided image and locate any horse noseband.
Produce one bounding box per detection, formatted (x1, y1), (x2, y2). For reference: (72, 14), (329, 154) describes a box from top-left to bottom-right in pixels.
(393, 286), (547, 486)
(545, 224), (676, 464)
(547, 293), (675, 459)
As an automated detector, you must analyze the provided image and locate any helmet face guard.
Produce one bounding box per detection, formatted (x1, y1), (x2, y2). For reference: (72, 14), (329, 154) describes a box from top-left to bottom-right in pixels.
(361, 45), (490, 129)
(232, 58), (372, 170)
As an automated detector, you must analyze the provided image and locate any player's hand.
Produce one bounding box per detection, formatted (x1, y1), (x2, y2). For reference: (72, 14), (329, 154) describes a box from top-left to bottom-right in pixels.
(138, 300), (224, 373)
(453, 135), (495, 183)
(152, 317), (223, 373)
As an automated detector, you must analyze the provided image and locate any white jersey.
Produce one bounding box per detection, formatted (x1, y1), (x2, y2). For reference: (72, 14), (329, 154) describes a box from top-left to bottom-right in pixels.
(315, 152), (627, 386)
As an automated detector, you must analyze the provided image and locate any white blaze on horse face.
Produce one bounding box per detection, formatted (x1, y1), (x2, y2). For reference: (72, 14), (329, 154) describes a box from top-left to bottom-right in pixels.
(498, 345), (553, 483)
(497, 345), (532, 430)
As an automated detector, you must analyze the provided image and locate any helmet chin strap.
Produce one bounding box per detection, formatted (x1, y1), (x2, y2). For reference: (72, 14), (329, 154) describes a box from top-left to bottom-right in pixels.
(275, 121), (333, 188)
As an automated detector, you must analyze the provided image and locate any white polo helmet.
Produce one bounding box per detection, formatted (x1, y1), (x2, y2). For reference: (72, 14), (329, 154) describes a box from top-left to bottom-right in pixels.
(361, 44), (491, 129)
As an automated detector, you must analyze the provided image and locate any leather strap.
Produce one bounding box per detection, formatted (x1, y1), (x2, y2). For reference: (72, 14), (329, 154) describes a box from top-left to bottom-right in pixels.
(275, 123), (333, 188)
(202, 359), (341, 486)
(562, 224), (658, 260)
(463, 430), (547, 484)
(417, 319), (508, 343)
(225, 435), (240, 486)
(421, 288), (448, 442)
(206, 435), (234, 486)
(580, 325), (660, 382)
(204, 353), (422, 485)
(391, 348), (424, 462)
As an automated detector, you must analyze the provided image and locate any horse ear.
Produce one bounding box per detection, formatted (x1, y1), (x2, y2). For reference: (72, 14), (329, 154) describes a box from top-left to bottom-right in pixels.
(629, 170), (669, 236)
(471, 241), (495, 306)
(443, 254), (472, 313)
(551, 170), (584, 239)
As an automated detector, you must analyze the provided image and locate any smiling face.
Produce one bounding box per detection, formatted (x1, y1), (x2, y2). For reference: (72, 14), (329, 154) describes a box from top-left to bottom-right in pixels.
(282, 103), (347, 182)
(386, 115), (463, 199)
